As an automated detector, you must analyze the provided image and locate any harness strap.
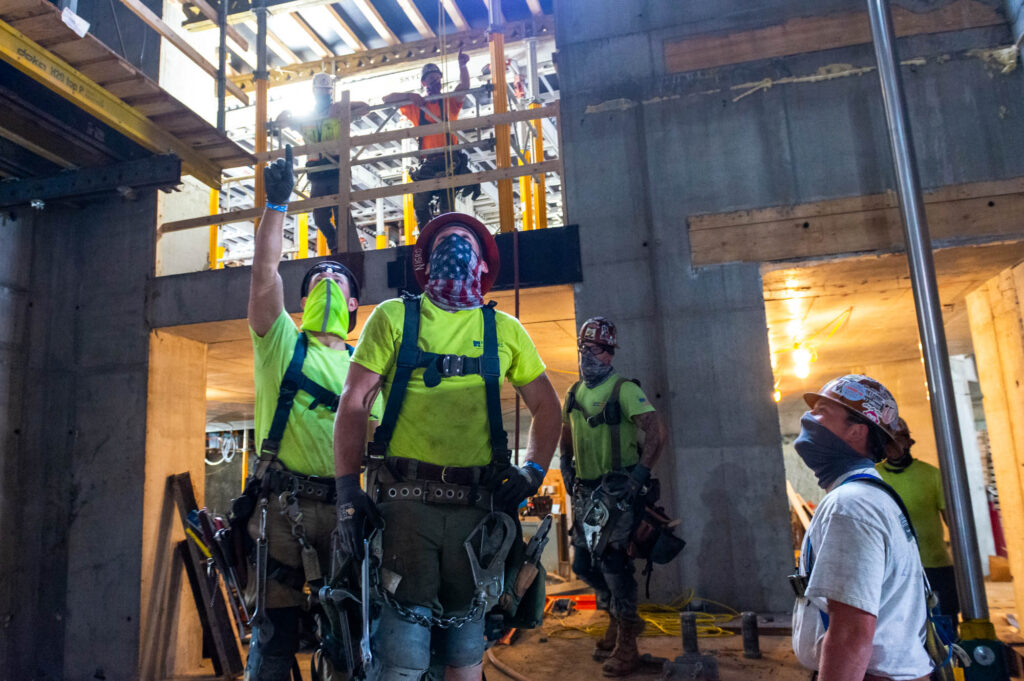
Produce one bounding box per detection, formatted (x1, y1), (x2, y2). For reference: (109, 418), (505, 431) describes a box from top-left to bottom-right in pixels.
(258, 333), (341, 476)
(416, 101), (454, 152)
(369, 296), (510, 467)
(566, 377), (631, 470)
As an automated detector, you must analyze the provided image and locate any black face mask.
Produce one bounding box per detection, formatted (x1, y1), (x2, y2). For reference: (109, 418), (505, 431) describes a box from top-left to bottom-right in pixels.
(882, 451), (914, 473)
(794, 412), (874, 490)
(579, 351), (613, 388)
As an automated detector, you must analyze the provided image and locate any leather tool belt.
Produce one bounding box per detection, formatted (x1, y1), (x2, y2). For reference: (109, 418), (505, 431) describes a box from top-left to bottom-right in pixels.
(377, 479), (493, 508)
(264, 467), (337, 504)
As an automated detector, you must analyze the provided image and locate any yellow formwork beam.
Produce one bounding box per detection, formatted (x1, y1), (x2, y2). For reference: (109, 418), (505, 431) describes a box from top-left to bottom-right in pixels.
(0, 18), (223, 189)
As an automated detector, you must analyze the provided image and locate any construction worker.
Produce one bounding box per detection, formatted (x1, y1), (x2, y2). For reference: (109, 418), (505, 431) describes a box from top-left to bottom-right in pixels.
(333, 212), (562, 681)
(244, 144), (379, 680)
(275, 73), (370, 253)
(383, 52), (478, 230)
(559, 317), (668, 677)
(791, 375), (932, 681)
(876, 418), (960, 627)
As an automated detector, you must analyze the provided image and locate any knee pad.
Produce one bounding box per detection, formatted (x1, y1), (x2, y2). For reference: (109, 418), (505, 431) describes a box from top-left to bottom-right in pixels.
(373, 604), (432, 675)
(433, 615), (485, 668)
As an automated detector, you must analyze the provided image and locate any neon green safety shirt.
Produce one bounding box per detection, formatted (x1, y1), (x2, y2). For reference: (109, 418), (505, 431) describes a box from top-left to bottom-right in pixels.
(875, 458), (952, 568)
(352, 296), (546, 467)
(562, 372), (655, 481)
(251, 311), (381, 477)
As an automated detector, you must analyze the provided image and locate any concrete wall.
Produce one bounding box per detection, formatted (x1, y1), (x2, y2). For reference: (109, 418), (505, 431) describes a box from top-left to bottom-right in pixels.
(0, 193), (158, 681)
(553, 0), (1024, 612)
(1006, 0), (1024, 42)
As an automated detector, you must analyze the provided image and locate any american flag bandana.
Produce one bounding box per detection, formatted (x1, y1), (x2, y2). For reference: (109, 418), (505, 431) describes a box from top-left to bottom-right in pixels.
(424, 234), (484, 311)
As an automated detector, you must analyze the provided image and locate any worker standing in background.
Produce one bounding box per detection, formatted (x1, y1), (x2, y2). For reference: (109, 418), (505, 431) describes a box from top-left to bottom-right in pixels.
(333, 212), (562, 681)
(876, 418), (960, 628)
(560, 317), (668, 677)
(274, 73), (369, 253)
(383, 51), (479, 230)
(241, 145), (378, 680)
(791, 375), (932, 681)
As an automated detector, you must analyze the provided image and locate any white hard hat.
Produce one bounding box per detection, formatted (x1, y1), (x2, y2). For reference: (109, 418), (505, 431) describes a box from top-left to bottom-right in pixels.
(312, 72), (334, 91)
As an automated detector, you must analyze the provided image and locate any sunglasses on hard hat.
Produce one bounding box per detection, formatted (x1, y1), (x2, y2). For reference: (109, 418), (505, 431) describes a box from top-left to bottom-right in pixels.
(578, 341), (612, 356)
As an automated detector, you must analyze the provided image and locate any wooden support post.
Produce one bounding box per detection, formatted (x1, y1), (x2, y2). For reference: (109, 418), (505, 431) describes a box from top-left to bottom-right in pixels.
(489, 29), (514, 233)
(336, 90), (351, 252)
(966, 270), (1024, 621)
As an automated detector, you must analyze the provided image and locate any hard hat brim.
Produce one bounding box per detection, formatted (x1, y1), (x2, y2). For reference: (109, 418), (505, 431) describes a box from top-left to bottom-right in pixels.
(412, 212), (500, 294)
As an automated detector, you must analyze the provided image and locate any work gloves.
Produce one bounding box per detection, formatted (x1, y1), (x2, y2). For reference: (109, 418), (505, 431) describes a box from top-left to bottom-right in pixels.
(494, 462), (546, 510)
(263, 144), (295, 206)
(560, 456), (577, 496)
(622, 464), (651, 504)
(335, 474), (383, 560)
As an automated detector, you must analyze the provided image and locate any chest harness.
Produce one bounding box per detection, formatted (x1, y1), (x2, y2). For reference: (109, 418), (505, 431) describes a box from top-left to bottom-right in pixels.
(565, 377), (639, 473)
(417, 101), (458, 153)
(366, 295), (511, 506)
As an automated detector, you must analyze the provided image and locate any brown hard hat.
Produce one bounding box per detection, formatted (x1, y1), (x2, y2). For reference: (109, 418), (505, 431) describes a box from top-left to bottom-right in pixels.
(578, 316), (617, 348)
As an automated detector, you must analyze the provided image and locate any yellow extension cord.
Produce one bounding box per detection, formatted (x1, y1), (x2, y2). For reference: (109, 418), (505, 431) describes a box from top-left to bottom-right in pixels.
(547, 590), (739, 640)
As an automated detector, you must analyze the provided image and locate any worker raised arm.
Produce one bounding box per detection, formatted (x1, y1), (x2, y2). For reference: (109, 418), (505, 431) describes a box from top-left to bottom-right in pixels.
(247, 144), (293, 336)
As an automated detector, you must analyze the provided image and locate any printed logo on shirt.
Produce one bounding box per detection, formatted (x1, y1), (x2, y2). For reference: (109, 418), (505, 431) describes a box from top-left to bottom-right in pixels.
(638, 397), (646, 402)
(472, 340), (504, 348)
(898, 514), (914, 541)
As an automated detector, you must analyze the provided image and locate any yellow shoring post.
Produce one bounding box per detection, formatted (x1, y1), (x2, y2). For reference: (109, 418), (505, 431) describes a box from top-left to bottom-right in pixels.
(519, 151), (533, 231)
(530, 101), (547, 229)
(298, 212), (309, 258)
(403, 170), (416, 245)
(488, 30), (514, 233)
(208, 189), (222, 269)
(317, 227), (329, 256)
(375, 197), (387, 249)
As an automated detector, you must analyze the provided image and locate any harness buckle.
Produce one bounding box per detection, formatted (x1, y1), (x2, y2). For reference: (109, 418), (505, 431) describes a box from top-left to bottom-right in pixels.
(440, 355), (465, 377)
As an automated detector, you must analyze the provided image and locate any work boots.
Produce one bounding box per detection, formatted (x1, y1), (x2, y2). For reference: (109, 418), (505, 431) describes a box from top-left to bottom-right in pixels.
(601, 617), (645, 677)
(593, 615), (619, 660)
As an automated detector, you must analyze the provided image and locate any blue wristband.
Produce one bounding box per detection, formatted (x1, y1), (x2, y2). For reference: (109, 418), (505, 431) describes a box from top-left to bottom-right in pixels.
(523, 461), (546, 476)
(266, 201), (288, 213)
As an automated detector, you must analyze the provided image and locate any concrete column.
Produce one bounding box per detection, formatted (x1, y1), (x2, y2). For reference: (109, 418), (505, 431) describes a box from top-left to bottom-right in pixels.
(1, 192), (158, 680)
(139, 330), (208, 679)
(949, 355), (996, 571)
(966, 268), (1024, 622)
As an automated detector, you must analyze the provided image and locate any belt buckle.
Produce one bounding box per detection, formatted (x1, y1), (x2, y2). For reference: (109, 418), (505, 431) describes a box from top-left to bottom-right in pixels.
(440, 355), (464, 377)
(441, 466), (453, 484)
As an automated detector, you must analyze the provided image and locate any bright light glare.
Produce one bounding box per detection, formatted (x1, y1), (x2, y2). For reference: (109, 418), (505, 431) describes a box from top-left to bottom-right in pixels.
(794, 363), (811, 379)
(792, 347), (812, 365)
(773, 390), (782, 402)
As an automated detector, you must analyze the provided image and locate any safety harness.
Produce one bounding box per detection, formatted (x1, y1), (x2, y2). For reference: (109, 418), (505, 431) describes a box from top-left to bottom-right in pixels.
(565, 377), (639, 471)
(416, 101), (458, 152)
(367, 294), (511, 481)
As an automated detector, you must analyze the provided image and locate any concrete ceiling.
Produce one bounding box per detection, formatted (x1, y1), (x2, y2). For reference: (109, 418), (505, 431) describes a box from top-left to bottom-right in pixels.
(765, 240), (1024, 431)
(164, 284), (578, 436)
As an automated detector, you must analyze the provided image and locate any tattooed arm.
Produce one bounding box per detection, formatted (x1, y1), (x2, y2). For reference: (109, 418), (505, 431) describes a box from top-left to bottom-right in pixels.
(634, 411), (667, 470)
(335, 363), (384, 476)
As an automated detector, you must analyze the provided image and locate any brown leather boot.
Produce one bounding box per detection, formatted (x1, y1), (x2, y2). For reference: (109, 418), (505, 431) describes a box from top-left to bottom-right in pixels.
(593, 615), (618, 660)
(601, 617), (645, 677)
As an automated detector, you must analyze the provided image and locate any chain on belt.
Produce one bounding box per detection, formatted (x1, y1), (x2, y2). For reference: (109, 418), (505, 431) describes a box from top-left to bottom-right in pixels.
(375, 585), (487, 629)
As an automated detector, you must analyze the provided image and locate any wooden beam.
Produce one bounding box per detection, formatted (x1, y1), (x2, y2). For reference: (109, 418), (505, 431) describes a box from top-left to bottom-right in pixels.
(689, 178), (1024, 266)
(664, 0), (1003, 74)
(253, 103), (559, 163)
(230, 15), (553, 91)
(0, 18), (223, 187)
(159, 158), (562, 233)
(176, 0), (249, 51)
(117, 0), (249, 104)
(324, 4), (367, 52)
(396, 0), (435, 39)
(524, 0), (543, 17)
(441, 0), (469, 32)
(0, 122), (77, 168)
(290, 11), (334, 56)
(352, 0), (400, 46)
(245, 20), (301, 64)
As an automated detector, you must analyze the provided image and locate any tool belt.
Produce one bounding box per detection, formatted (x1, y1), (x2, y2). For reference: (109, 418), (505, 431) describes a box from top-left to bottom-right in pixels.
(262, 467), (337, 505)
(385, 456), (498, 486)
(367, 455), (502, 509)
(377, 479), (493, 507)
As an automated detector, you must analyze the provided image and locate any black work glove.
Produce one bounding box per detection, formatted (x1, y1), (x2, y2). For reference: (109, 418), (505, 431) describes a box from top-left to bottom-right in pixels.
(335, 474), (383, 560)
(560, 457), (577, 496)
(494, 462), (546, 510)
(622, 464), (651, 504)
(263, 144), (295, 206)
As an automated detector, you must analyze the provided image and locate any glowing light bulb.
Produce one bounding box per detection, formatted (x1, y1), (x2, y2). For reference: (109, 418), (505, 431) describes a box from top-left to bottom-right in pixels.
(792, 347), (812, 366)
(794, 364), (810, 379)
(773, 390), (782, 402)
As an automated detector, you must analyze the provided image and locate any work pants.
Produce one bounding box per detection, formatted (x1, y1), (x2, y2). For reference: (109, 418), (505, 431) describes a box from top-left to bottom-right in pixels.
(925, 565), (960, 622)
(411, 152), (476, 229)
(570, 485), (639, 622)
(308, 161), (360, 253)
(368, 499), (489, 679)
(244, 494), (336, 681)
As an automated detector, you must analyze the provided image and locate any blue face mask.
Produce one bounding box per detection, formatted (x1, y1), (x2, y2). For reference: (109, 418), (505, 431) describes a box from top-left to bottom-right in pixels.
(794, 412), (873, 490)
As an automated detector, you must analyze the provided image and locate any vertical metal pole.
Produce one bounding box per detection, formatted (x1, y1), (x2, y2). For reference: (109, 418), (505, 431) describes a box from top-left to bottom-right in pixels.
(216, 0), (227, 133)
(254, 0), (268, 229)
(866, 0), (988, 622)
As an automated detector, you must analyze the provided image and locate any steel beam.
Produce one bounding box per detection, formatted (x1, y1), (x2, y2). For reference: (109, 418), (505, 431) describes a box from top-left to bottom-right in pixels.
(0, 19), (223, 188)
(229, 15), (554, 91)
(0, 154), (181, 208)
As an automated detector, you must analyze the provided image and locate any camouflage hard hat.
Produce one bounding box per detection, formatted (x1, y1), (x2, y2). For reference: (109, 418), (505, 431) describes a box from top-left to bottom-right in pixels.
(804, 374), (900, 441)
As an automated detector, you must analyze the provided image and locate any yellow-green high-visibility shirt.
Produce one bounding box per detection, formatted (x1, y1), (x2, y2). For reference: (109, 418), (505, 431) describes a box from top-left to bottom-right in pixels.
(352, 296), (546, 467)
(562, 373), (655, 481)
(875, 458), (952, 568)
(251, 311), (381, 477)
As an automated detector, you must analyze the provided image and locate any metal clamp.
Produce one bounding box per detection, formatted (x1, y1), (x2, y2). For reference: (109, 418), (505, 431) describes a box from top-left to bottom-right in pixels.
(439, 355), (465, 377)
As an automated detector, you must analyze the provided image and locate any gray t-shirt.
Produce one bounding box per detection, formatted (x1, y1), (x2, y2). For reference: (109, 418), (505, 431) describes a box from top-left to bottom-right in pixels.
(792, 469), (932, 679)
